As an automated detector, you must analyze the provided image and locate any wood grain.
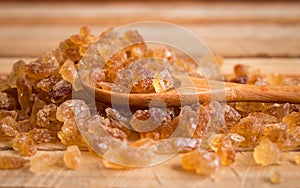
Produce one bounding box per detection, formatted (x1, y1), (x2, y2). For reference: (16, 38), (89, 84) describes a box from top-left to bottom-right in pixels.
(0, 150), (298, 188)
(0, 1), (300, 25)
(0, 2), (299, 57)
(0, 24), (299, 58)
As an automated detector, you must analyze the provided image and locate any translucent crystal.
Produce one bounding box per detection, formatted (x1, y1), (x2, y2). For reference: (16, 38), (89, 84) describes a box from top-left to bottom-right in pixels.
(96, 81), (128, 93)
(269, 172), (282, 184)
(88, 67), (106, 87)
(152, 70), (174, 93)
(262, 122), (299, 151)
(0, 110), (18, 121)
(114, 62), (155, 94)
(58, 119), (86, 146)
(36, 75), (62, 93)
(106, 107), (130, 126)
(105, 50), (128, 82)
(30, 154), (58, 173)
(7, 60), (26, 88)
(193, 106), (210, 138)
(59, 60), (82, 91)
(80, 26), (91, 37)
(70, 34), (89, 45)
(234, 64), (251, 77)
(20, 139), (37, 156)
(105, 108), (131, 136)
(24, 57), (59, 80)
(262, 103), (291, 121)
(50, 80), (72, 103)
(29, 128), (57, 144)
(85, 114), (128, 141)
(231, 112), (277, 147)
(36, 104), (57, 128)
(12, 133), (37, 156)
(59, 39), (81, 62)
(282, 112), (300, 128)
(103, 144), (155, 167)
(215, 135), (236, 166)
(194, 101), (224, 138)
(153, 47), (175, 62)
(16, 78), (32, 113)
(140, 116), (177, 140)
(181, 149), (220, 176)
(0, 92), (17, 111)
(130, 138), (157, 147)
(0, 76), (9, 92)
(0, 155), (28, 169)
(224, 105), (241, 131)
(124, 30), (144, 44)
(30, 96), (46, 125)
(16, 120), (34, 133)
(235, 102), (265, 113)
(291, 104), (300, 112)
(64, 145), (81, 169)
(102, 159), (130, 170)
(295, 154), (300, 165)
(0, 116), (18, 137)
(56, 100), (90, 123)
(267, 73), (283, 86)
(130, 44), (146, 59)
(131, 108), (170, 133)
(253, 138), (282, 166)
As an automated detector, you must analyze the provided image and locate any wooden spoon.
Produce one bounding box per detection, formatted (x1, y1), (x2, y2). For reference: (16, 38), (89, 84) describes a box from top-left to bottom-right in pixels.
(82, 75), (300, 107)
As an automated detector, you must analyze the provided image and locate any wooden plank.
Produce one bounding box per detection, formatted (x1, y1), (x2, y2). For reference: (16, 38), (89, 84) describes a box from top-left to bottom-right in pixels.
(0, 2), (300, 25)
(0, 1), (299, 57)
(0, 24), (299, 57)
(0, 150), (298, 188)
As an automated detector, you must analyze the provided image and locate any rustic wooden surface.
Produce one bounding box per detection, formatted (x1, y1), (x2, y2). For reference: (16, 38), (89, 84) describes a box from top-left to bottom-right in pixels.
(0, 150), (299, 188)
(0, 1), (300, 188)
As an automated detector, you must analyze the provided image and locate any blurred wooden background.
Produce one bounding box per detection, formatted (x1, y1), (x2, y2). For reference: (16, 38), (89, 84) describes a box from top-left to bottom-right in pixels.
(0, 1), (300, 188)
(1, 1), (300, 74)
(1, 1), (300, 57)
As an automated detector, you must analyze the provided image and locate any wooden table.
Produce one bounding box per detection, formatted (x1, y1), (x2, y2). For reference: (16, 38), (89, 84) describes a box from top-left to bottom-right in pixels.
(0, 1), (300, 187)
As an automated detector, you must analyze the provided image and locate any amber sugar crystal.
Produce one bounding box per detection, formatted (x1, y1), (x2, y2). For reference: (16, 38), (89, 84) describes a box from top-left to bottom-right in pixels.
(295, 154), (300, 165)
(30, 154), (58, 173)
(0, 155), (28, 169)
(12, 133), (37, 156)
(181, 149), (220, 176)
(64, 145), (82, 169)
(253, 138), (282, 166)
(269, 172), (282, 184)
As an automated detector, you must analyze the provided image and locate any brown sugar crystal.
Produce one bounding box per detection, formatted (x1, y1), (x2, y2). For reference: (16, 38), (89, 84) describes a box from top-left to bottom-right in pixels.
(181, 149), (220, 176)
(253, 138), (282, 166)
(64, 145), (81, 169)
(30, 154), (58, 173)
(0, 155), (28, 169)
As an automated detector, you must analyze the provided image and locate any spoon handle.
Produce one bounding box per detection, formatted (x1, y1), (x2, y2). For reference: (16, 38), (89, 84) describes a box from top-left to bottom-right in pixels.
(225, 82), (300, 103)
(190, 77), (300, 103)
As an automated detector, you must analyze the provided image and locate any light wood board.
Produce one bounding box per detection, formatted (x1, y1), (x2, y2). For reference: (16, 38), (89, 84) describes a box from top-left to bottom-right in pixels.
(0, 150), (299, 188)
(0, 1), (300, 188)
(0, 2), (300, 57)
